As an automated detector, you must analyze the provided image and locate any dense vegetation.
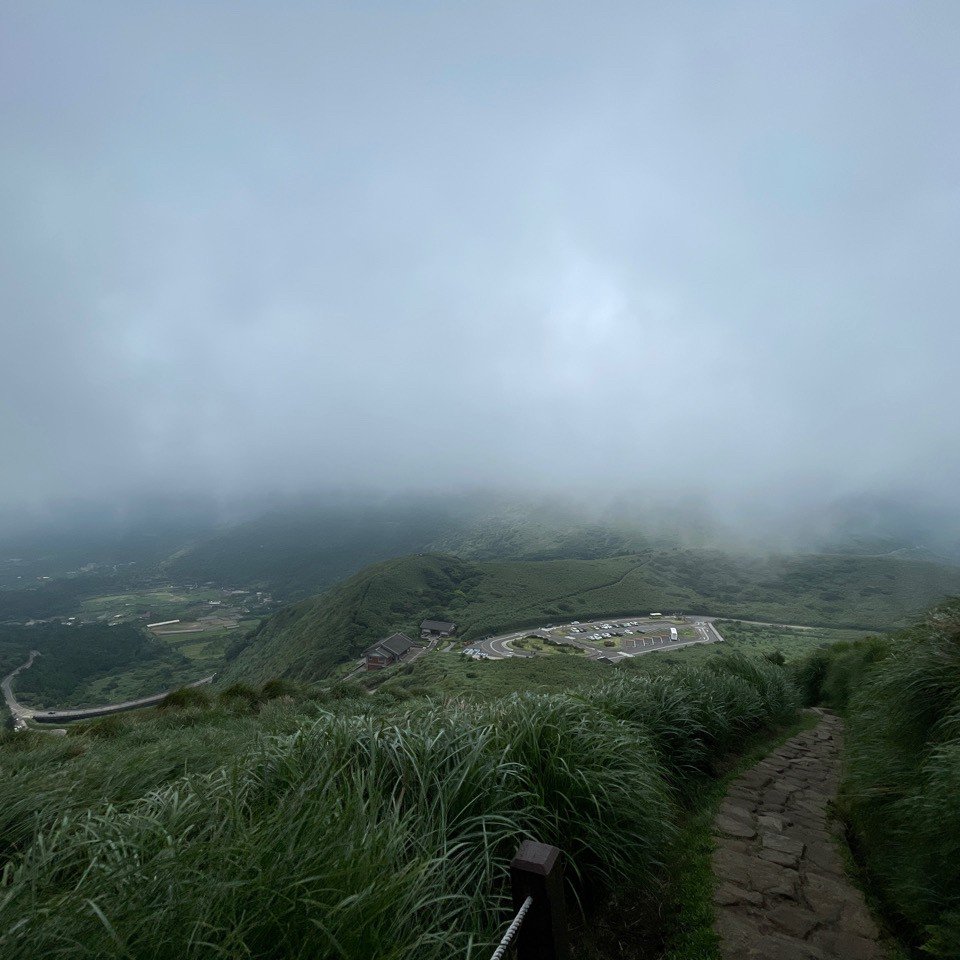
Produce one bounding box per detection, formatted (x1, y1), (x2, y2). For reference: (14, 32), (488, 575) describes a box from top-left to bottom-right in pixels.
(689, 620), (871, 663)
(471, 551), (960, 634)
(226, 550), (960, 685)
(798, 600), (960, 956)
(0, 654), (799, 959)
(0, 623), (191, 708)
(223, 554), (480, 682)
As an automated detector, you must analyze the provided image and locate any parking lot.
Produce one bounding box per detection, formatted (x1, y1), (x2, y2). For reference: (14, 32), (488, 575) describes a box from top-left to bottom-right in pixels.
(471, 615), (725, 662)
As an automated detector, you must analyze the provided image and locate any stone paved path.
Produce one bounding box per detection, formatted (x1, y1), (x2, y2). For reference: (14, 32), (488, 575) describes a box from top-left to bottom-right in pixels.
(712, 709), (883, 960)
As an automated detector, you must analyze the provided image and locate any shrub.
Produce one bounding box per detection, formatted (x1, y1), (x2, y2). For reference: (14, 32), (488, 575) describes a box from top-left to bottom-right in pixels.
(259, 678), (298, 701)
(159, 686), (212, 711)
(486, 693), (673, 900)
(217, 682), (262, 712)
(0, 653), (802, 959)
(800, 601), (960, 955)
(327, 679), (365, 701)
(72, 714), (128, 739)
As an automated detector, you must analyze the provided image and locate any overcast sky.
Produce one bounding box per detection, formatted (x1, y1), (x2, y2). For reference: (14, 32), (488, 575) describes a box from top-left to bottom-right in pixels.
(2, 1), (958, 519)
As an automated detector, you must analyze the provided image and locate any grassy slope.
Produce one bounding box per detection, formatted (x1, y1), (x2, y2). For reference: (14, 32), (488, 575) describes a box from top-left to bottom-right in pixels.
(467, 550), (960, 635)
(226, 549), (960, 685)
(223, 554), (481, 683)
(661, 621), (873, 665)
(798, 601), (960, 957)
(370, 651), (610, 701)
(0, 654), (800, 960)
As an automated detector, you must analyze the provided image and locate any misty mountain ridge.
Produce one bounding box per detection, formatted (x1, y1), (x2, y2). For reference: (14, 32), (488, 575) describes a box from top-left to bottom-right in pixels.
(224, 547), (960, 686)
(2, 490), (958, 601)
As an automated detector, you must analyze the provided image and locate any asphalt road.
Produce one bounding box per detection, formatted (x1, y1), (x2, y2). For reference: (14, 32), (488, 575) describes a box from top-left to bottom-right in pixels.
(2, 650), (40, 731)
(2, 651), (216, 728)
(472, 615), (726, 663)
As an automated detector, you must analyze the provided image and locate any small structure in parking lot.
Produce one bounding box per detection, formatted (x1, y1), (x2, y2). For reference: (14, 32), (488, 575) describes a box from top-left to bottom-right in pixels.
(420, 618), (457, 639)
(365, 633), (420, 670)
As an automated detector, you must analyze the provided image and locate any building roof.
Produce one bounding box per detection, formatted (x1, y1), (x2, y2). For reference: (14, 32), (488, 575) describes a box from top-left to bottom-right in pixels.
(365, 632), (417, 659)
(420, 619), (456, 632)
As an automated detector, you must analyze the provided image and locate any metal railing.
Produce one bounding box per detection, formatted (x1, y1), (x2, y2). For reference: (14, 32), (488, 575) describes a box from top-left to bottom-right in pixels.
(489, 841), (570, 960)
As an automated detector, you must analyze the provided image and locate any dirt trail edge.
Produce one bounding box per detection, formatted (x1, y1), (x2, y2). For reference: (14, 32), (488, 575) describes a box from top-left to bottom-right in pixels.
(712, 709), (883, 960)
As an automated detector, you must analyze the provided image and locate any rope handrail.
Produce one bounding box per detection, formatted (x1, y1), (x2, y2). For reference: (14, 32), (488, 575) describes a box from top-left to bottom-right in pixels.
(489, 895), (533, 960)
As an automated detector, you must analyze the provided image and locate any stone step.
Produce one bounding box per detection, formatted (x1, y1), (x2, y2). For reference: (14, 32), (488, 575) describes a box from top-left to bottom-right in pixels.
(711, 713), (884, 960)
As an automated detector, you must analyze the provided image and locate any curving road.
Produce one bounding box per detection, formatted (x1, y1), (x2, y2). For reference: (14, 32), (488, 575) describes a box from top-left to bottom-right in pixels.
(2, 651), (215, 728)
(2, 650), (41, 731)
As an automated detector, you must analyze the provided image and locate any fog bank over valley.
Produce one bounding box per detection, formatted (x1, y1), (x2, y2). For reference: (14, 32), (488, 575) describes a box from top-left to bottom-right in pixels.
(2, 2), (958, 545)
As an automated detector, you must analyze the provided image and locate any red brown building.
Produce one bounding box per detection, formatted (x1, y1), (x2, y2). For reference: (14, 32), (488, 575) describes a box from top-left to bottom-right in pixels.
(364, 632), (419, 670)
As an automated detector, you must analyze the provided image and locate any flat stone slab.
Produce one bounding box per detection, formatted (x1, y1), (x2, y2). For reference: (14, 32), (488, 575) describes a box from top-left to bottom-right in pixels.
(763, 833), (805, 856)
(717, 815), (757, 839)
(712, 713), (885, 959)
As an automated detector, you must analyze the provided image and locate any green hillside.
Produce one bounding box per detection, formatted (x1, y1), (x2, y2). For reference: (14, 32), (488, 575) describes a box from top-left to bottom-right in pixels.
(162, 498), (650, 598)
(226, 548), (960, 685)
(223, 554), (480, 683)
(464, 550), (960, 634)
(0, 650), (800, 960)
(798, 600), (960, 955)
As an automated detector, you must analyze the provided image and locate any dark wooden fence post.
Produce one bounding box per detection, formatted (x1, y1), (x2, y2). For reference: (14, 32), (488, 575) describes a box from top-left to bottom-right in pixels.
(510, 840), (570, 960)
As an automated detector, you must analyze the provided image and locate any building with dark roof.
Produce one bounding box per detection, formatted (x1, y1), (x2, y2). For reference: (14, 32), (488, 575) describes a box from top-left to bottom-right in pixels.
(364, 632), (419, 670)
(420, 619), (457, 638)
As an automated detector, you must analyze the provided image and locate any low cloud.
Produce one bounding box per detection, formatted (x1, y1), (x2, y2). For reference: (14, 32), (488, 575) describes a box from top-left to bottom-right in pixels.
(1, 2), (958, 526)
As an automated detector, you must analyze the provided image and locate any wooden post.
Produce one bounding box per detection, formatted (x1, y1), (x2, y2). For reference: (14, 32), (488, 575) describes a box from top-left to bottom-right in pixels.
(510, 840), (570, 960)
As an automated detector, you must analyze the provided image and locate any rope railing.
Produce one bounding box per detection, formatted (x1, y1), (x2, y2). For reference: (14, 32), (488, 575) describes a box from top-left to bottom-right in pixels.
(489, 895), (533, 960)
(490, 841), (570, 960)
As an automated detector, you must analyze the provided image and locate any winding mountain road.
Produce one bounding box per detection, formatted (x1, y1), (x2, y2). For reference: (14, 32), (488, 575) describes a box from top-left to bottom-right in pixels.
(2, 651), (215, 728)
(2, 650), (41, 730)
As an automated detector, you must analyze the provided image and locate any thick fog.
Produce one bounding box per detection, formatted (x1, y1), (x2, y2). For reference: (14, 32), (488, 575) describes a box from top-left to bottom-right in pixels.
(2, 2), (958, 523)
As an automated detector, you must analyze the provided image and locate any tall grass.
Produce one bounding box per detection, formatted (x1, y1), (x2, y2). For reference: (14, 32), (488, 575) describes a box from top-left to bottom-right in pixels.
(0, 656), (798, 959)
(798, 599), (960, 956)
(584, 655), (798, 789)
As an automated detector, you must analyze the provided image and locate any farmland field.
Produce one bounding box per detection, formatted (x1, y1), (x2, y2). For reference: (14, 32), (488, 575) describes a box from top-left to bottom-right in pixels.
(80, 587), (239, 622)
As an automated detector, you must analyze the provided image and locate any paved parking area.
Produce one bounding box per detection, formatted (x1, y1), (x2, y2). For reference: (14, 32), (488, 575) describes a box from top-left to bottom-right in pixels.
(473, 615), (725, 661)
